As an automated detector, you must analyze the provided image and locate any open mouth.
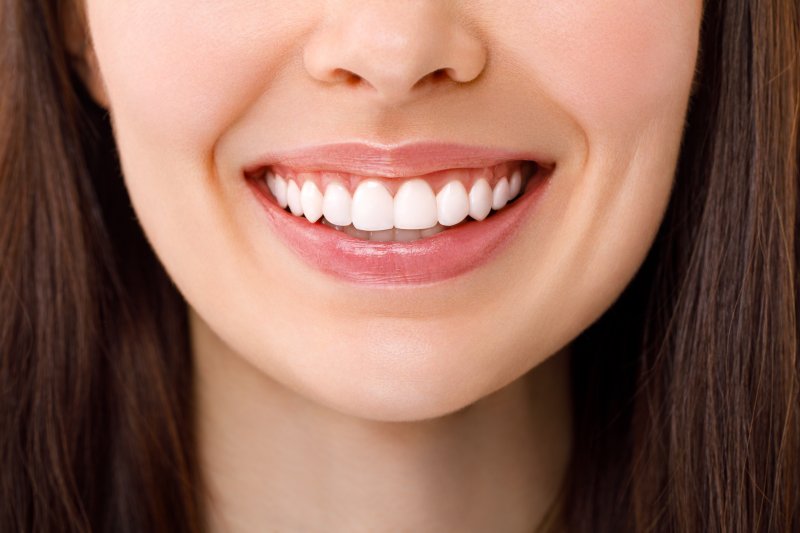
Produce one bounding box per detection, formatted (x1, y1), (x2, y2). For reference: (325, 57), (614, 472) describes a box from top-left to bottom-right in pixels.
(245, 159), (546, 242)
(242, 141), (555, 285)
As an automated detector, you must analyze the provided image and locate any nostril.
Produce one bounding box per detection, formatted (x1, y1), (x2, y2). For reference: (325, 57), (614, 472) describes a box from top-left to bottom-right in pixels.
(411, 68), (453, 90)
(330, 68), (366, 87)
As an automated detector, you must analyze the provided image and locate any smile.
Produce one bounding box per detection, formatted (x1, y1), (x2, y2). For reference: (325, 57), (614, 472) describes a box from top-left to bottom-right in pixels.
(256, 159), (538, 241)
(244, 142), (554, 285)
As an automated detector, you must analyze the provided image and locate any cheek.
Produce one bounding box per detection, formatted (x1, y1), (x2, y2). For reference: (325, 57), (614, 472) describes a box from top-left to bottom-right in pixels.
(85, 1), (303, 153)
(498, 1), (702, 340)
(518, 0), (702, 136)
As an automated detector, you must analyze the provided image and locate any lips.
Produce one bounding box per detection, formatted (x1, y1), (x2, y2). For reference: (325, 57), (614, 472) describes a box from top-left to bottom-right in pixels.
(243, 142), (554, 285)
(242, 141), (555, 177)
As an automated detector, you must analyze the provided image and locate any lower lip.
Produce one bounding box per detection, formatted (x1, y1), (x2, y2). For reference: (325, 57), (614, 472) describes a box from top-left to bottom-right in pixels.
(247, 171), (551, 286)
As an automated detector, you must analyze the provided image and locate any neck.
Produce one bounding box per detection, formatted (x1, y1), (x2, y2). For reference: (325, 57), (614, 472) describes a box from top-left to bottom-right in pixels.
(192, 311), (572, 533)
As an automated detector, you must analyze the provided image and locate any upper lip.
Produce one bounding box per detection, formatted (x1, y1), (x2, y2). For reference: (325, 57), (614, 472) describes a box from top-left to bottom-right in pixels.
(242, 141), (554, 178)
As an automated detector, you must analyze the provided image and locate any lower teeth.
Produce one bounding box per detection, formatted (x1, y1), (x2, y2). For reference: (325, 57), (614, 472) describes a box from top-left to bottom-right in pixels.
(320, 219), (448, 241)
(318, 194), (519, 242)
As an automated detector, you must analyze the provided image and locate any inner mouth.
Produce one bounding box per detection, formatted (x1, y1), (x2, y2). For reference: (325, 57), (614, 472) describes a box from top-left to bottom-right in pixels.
(247, 160), (545, 242)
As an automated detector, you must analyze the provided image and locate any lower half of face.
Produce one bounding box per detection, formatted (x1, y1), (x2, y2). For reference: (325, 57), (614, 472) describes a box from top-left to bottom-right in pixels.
(84, 0), (701, 420)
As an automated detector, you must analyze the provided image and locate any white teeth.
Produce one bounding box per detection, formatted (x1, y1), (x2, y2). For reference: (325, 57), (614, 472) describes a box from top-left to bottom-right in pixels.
(274, 174), (288, 208)
(492, 177), (510, 210)
(509, 169), (522, 199)
(393, 179), (438, 230)
(286, 180), (303, 216)
(436, 181), (470, 226)
(322, 181), (352, 226)
(468, 178), (493, 221)
(300, 181), (323, 223)
(351, 179), (394, 231)
(266, 165), (531, 241)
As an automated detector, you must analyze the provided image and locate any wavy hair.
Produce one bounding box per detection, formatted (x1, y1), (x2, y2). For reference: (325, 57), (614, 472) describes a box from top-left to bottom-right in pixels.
(1, 1), (798, 531)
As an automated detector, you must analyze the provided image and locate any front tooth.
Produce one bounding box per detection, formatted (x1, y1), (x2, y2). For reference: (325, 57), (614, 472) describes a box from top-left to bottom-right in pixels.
(301, 181), (323, 223)
(322, 181), (352, 226)
(286, 180), (303, 216)
(274, 174), (288, 208)
(352, 179), (394, 231)
(468, 178), (492, 221)
(394, 178), (438, 230)
(509, 169), (522, 198)
(492, 177), (510, 210)
(436, 181), (470, 226)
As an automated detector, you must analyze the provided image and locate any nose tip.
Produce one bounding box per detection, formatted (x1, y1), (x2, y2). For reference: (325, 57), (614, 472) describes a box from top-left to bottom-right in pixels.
(303, 4), (487, 105)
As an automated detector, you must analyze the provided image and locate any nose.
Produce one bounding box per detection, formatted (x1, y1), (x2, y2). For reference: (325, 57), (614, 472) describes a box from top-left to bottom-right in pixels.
(303, 2), (487, 106)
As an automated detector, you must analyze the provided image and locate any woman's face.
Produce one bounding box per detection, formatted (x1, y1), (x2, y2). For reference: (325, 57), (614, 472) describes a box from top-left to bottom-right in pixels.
(79, 1), (701, 420)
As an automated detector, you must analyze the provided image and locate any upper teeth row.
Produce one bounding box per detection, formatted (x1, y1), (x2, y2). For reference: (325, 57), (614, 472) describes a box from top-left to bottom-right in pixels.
(266, 171), (524, 232)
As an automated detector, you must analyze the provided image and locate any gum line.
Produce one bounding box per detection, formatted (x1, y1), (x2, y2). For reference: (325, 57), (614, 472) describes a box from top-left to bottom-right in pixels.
(266, 160), (536, 196)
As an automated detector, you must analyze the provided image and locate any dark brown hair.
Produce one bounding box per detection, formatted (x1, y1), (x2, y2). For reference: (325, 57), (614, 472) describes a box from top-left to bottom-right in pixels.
(1, 1), (798, 532)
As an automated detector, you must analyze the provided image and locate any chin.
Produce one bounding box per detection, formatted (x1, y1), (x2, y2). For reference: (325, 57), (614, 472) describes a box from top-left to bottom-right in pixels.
(257, 329), (531, 423)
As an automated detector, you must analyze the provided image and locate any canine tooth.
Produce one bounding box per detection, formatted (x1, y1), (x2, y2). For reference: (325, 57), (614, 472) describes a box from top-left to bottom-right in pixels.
(301, 181), (323, 223)
(394, 179), (438, 230)
(436, 180), (470, 226)
(266, 171), (276, 196)
(352, 179), (393, 231)
(286, 180), (303, 216)
(274, 174), (288, 208)
(322, 181), (352, 226)
(509, 169), (522, 198)
(492, 177), (510, 210)
(468, 178), (492, 221)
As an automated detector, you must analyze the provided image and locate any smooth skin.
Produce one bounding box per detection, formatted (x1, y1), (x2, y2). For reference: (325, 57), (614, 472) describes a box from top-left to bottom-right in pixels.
(68, 1), (702, 531)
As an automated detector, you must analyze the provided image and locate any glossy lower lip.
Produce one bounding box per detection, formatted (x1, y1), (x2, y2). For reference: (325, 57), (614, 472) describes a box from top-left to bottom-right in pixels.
(246, 170), (552, 286)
